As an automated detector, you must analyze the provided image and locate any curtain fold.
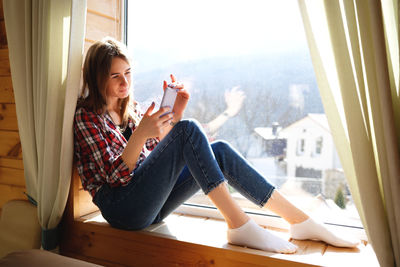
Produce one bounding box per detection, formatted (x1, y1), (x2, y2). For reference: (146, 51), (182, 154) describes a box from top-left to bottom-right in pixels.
(298, 0), (400, 266)
(3, 0), (87, 250)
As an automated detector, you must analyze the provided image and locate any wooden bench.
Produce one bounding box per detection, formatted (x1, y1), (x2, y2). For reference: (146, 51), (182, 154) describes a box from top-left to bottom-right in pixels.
(60, 168), (379, 267)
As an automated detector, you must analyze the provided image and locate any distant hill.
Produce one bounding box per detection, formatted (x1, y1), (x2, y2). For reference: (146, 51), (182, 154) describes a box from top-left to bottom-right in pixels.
(131, 49), (324, 156)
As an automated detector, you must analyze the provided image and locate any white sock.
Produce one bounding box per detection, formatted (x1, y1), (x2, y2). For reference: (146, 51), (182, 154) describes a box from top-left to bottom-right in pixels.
(227, 219), (297, 254)
(290, 218), (359, 248)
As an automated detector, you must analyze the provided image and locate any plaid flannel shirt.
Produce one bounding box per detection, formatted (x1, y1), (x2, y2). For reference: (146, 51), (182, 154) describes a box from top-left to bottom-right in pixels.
(74, 106), (159, 197)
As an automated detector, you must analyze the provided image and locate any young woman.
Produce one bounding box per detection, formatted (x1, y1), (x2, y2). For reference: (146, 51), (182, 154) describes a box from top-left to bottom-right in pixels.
(74, 37), (359, 254)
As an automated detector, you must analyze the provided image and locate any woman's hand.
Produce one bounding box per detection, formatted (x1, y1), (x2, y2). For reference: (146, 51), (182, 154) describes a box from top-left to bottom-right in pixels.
(136, 102), (174, 139)
(224, 86), (246, 117)
(163, 74), (190, 122)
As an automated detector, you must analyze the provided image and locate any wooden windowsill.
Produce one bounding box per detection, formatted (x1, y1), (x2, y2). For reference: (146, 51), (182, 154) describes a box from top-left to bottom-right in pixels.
(61, 168), (378, 266)
(61, 210), (379, 267)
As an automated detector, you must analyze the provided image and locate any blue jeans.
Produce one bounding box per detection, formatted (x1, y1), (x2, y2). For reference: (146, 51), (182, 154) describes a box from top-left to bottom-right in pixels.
(93, 119), (275, 230)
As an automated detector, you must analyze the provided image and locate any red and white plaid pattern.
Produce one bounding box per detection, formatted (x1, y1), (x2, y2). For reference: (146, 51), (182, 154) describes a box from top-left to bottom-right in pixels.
(74, 106), (159, 197)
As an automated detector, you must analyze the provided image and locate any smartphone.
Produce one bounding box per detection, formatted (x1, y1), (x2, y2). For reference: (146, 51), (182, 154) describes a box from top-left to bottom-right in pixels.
(160, 84), (178, 115)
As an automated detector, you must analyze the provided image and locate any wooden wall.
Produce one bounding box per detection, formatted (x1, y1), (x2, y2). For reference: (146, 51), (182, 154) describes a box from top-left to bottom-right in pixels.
(85, 0), (122, 53)
(0, 0), (26, 210)
(0, 0), (122, 210)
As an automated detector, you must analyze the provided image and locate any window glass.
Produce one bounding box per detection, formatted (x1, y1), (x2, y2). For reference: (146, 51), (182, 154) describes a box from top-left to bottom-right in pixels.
(127, 0), (362, 228)
(315, 136), (323, 155)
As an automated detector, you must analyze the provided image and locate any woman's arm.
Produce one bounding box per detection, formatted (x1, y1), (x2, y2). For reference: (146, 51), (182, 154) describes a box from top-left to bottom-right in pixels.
(122, 103), (173, 172)
(121, 127), (148, 172)
(204, 87), (245, 135)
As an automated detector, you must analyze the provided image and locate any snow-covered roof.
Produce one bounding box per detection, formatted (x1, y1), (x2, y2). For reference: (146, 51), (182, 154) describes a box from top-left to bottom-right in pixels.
(254, 114), (331, 140)
(254, 126), (287, 140)
(308, 113), (330, 132)
(280, 113), (331, 134)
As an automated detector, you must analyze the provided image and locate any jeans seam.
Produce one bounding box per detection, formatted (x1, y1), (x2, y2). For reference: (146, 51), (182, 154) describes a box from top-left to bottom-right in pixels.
(260, 186), (275, 207)
(183, 123), (217, 192)
(204, 179), (225, 195)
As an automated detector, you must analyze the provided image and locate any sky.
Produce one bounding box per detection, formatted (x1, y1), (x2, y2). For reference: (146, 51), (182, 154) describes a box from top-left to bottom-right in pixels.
(127, 0), (308, 72)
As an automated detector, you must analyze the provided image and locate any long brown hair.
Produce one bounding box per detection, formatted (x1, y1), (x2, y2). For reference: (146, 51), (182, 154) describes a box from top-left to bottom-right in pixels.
(78, 37), (133, 127)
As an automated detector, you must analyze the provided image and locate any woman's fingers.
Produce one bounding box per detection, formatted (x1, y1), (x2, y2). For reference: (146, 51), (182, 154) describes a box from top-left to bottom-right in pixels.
(177, 89), (190, 99)
(160, 113), (173, 125)
(163, 80), (167, 91)
(170, 74), (176, 83)
(167, 74), (184, 89)
(173, 90), (190, 116)
(152, 106), (170, 118)
(144, 102), (155, 116)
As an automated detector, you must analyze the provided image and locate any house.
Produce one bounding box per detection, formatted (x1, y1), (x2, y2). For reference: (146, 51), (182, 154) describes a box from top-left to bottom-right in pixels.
(254, 122), (287, 159)
(254, 114), (346, 197)
(279, 113), (342, 179)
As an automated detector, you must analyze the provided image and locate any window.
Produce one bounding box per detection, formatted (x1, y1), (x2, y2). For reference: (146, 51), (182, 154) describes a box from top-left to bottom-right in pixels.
(315, 136), (323, 155)
(296, 138), (306, 156)
(126, 0), (363, 236)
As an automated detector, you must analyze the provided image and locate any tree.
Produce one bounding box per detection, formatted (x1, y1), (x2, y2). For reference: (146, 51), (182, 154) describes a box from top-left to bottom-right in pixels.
(334, 187), (346, 209)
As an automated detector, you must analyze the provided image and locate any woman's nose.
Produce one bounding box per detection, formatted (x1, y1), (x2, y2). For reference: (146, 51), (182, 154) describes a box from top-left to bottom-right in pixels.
(121, 75), (129, 85)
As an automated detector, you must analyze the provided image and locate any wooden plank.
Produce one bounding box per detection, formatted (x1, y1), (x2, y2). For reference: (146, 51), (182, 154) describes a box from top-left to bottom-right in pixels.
(0, 130), (21, 158)
(285, 239), (326, 267)
(87, 0), (119, 21)
(0, 184), (26, 208)
(0, 19), (6, 49)
(0, 103), (18, 130)
(0, 76), (14, 103)
(70, 166), (98, 218)
(0, 0), (3, 20)
(85, 12), (120, 42)
(0, 157), (23, 169)
(0, 166), (25, 186)
(88, 9), (119, 22)
(0, 48), (10, 76)
(78, 187), (98, 217)
(323, 243), (379, 266)
(61, 220), (316, 267)
(84, 40), (93, 57)
(153, 215), (230, 246)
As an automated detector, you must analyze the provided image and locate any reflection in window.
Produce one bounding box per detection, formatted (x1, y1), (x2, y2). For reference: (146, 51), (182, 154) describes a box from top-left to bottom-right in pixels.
(127, 0), (362, 229)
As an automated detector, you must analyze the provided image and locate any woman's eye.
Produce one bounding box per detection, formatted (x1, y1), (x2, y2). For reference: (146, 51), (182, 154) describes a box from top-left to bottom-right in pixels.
(125, 71), (131, 75)
(112, 75), (118, 79)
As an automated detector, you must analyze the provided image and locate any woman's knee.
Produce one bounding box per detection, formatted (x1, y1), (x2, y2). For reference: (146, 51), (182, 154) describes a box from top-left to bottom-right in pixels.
(211, 140), (232, 153)
(178, 118), (201, 128)
(176, 118), (204, 135)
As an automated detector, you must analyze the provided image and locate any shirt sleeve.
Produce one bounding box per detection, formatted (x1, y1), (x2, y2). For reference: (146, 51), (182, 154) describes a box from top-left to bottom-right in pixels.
(145, 137), (159, 151)
(74, 109), (133, 188)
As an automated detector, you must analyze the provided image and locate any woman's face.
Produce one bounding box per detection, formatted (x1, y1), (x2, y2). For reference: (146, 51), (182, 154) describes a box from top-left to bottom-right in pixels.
(106, 57), (131, 102)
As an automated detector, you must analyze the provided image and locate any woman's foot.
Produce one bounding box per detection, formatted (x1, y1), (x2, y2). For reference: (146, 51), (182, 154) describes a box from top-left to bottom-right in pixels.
(227, 219), (297, 254)
(290, 217), (359, 247)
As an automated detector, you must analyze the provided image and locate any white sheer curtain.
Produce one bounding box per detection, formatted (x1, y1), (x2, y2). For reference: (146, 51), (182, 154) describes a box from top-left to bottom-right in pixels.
(298, 1), (400, 266)
(3, 0), (86, 250)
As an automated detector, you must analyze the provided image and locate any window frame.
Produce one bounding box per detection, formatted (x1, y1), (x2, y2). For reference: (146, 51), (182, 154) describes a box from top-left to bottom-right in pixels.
(123, 0), (367, 242)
